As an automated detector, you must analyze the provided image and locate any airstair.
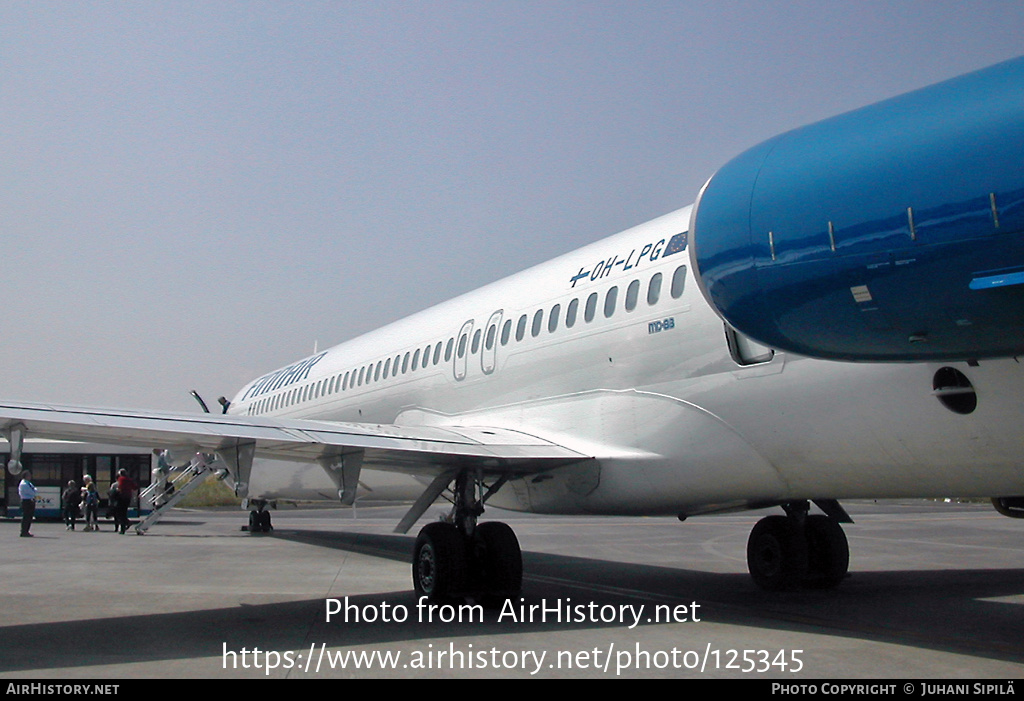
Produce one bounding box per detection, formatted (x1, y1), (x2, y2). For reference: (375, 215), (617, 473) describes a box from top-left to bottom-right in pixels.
(134, 455), (227, 534)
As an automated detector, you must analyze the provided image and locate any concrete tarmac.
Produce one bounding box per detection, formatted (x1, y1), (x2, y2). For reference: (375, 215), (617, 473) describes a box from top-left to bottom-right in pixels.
(1, 500), (1022, 679)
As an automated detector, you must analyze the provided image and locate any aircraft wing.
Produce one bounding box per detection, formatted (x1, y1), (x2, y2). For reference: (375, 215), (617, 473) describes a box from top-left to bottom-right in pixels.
(0, 399), (589, 477)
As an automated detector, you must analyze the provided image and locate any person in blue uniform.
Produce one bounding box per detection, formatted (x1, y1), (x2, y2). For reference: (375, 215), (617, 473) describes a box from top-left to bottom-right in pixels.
(18, 471), (37, 538)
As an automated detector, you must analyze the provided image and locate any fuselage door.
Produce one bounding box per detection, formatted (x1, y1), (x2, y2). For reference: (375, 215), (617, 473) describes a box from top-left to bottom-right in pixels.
(481, 310), (503, 375)
(453, 319), (474, 381)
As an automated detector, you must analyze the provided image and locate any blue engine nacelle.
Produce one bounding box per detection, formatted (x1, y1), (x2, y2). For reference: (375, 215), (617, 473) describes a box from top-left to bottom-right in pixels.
(690, 57), (1024, 362)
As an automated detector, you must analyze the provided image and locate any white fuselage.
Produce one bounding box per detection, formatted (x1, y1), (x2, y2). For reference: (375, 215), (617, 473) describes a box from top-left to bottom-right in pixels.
(228, 206), (1024, 515)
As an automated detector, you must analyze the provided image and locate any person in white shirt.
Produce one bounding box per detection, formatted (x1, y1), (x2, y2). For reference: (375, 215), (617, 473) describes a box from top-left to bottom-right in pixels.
(18, 471), (37, 538)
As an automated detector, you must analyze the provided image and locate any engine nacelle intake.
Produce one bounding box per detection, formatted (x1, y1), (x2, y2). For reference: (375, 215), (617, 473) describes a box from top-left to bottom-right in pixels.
(690, 57), (1024, 362)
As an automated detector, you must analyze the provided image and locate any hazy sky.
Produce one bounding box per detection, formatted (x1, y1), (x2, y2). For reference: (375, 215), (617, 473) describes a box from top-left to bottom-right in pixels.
(1, 1), (1021, 411)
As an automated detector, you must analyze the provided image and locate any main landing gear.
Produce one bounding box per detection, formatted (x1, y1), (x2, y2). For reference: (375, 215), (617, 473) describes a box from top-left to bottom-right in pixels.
(746, 501), (850, 591)
(412, 472), (522, 603)
(244, 500), (273, 534)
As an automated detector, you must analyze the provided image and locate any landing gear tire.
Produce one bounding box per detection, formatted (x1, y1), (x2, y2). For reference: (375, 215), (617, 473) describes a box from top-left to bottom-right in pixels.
(247, 510), (273, 534)
(747, 515), (808, 591)
(473, 521), (522, 602)
(413, 522), (467, 602)
(804, 514), (848, 588)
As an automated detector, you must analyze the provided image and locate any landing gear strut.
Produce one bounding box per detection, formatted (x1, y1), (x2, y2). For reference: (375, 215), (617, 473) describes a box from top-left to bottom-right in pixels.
(746, 502), (849, 590)
(412, 472), (521, 602)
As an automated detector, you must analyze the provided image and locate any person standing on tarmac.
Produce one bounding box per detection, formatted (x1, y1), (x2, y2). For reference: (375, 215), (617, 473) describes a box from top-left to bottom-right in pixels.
(18, 471), (37, 538)
(114, 469), (137, 535)
(81, 475), (100, 531)
(62, 480), (80, 530)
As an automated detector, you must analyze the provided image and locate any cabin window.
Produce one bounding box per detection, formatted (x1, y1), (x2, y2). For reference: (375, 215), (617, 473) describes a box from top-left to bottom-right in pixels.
(501, 319), (512, 345)
(625, 279), (640, 311)
(604, 286), (618, 318)
(383, 357), (391, 379)
(423, 344), (432, 366)
(486, 324), (497, 350)
(531, 309), (544, 337)
(516, 314), (527, 341)
(648, 272), (662, 305)
(445, 338), (454, 362)
(585, 292), (598, 322)
(403, 352), (411, 373)
(471, 329), (481, 354)
(412, 349), (421, 371)
(566, 298), (578, 328)
(548, 304), (560, 333)
(434, 343), (443, 365)
(671, 265), (687, 299)
(374, 360), (382, 381)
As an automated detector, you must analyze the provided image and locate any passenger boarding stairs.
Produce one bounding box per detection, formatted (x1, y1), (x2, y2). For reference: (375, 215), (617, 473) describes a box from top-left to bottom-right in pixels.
(135, 456), (227, 534)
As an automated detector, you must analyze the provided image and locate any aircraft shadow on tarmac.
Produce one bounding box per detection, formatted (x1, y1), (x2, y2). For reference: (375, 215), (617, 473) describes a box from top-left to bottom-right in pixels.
(2, 527), (1023, 673)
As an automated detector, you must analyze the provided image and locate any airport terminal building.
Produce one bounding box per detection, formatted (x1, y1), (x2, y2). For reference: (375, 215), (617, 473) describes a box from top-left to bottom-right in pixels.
(1, 440), (155, 518)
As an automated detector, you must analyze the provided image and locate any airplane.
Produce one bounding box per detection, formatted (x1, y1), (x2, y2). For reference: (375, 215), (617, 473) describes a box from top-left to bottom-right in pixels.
(3, 56), (1023, 600)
